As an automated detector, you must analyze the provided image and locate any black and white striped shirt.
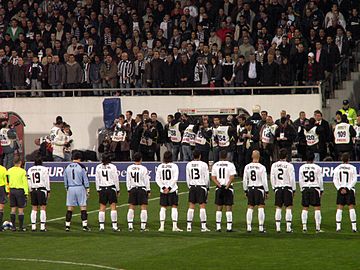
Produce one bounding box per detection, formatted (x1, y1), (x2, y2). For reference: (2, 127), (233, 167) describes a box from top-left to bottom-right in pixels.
(117, 60), (134, 84)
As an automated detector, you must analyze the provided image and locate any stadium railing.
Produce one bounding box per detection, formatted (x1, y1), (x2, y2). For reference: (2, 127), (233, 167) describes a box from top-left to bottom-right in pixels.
(2, 85), (321, 98)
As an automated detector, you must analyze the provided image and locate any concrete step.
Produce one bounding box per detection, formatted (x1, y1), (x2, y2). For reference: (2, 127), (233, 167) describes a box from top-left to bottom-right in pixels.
(351, 72), (360, 80)
(334, 88), (347, 99)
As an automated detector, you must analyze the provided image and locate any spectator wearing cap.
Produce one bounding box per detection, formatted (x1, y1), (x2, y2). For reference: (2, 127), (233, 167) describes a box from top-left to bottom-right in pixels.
(339, 100), (357, 126)
(302, 52), (324, 86)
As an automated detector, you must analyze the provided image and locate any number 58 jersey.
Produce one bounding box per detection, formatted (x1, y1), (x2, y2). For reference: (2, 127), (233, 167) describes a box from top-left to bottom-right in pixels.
(155, 163), (179, 193)
(299, 163), (323, 191)
(270, 161), (296, 191)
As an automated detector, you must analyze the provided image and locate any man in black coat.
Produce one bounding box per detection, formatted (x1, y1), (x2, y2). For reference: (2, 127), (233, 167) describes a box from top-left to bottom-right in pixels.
(323, 36), (340, 73)
(314, 109), (331, 160)
(243, 53), (262, 87)
(261, 53), (279, 87)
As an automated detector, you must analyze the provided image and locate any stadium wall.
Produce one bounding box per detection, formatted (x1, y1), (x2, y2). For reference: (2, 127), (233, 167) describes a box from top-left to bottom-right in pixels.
(0, 94), (322, 156)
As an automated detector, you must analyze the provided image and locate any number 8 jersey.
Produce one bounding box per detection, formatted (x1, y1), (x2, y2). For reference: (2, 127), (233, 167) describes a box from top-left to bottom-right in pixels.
(156, 163), (179, 193)
(299, 163), (323, 191)
(243, 162), (268, 192)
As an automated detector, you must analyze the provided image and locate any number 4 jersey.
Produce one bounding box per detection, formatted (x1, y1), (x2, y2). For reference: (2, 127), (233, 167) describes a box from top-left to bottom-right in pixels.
(298, 163), (323, 191)
(155, 163), (179, 193)
(270, 161), (296, 190)
(95, 163), (120, 191)
(27, 165), (50, 191)
(126, 164), (151, 192)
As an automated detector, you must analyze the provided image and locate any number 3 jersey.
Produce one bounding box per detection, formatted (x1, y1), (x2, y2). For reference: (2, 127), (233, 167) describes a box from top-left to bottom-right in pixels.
(95, 163), (120, 191)
(298, 163), (323, 191)
(186, 160), (210, 188)
(333, 163), (357, 190)
(270, 161), (296, 190)
(27, 165), (50, 191)
(126, 164), (151, 192)
(211, 161), (237, 186)
(243, 162), (269, 192)
(155, 163), (179, 193)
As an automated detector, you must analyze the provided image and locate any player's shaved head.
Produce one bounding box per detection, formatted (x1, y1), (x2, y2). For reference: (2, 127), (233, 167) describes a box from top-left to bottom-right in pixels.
(252, 150), (260, 161)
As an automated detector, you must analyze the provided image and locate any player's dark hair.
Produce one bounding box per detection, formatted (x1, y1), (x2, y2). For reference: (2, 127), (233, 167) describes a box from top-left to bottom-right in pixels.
(219, 150), (227, 160)
(174, 112), (181, 120)
(34, 155), (43, 166)
(279, 148), (288, 160)
(306, 151), (315, 162)
(341, 152), (350, 163)
(193, 150), (201, 160)
(72, 151), (83, 161)
(163, 151), (172, 163)
(55, 115), (63, 125)
(126, 110), (133, 116)
(102, 153), (111, 165)
(119, 114), (125, 120)
(133, 152), (142, 162)
(13, 154), (22, 165)
(151, 112), (157, 117)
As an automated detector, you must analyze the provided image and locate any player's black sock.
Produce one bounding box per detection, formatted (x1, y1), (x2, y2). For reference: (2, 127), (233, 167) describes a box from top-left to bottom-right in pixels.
(0, 210), (3, 224)
(18, 214), (24, 229)
(66, 211), (73, 222)
(10, 213), (16, 227)
(81, 210), (88, 221)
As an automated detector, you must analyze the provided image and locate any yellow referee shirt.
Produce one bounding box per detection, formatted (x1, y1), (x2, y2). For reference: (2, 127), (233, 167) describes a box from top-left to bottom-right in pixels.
(7, 166), (29, 195)
(0, 165), (6, 187)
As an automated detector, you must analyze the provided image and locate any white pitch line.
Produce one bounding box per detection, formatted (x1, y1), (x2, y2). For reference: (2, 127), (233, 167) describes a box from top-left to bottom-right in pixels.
(0, 257), (123, 270)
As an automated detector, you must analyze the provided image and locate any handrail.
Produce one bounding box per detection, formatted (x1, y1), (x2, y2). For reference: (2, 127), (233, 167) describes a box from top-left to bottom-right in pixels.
(1, 85), (322, 98)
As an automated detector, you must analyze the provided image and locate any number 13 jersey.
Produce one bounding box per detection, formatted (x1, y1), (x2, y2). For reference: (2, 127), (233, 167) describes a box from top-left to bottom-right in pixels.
(186, 160), (210, 188)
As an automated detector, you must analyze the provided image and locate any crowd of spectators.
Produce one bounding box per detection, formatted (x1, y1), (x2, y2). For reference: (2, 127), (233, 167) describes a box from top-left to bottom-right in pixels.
(0, 0), (359, 97)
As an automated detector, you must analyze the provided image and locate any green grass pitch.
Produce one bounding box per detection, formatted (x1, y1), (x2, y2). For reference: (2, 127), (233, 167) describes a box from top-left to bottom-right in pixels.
(0, 181), (359, 270)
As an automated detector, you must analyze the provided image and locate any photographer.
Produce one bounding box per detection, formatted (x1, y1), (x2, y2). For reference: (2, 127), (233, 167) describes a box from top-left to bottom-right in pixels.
(193, 118), (213, 164)
(110, 115), (131, 161)
(0, 120), (17, 169)
(139, 119), (158, 161)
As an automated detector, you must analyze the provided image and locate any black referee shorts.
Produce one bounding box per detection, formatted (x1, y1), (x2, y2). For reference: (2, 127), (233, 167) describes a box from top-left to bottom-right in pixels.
(128, 187), (148, 205)
(247, 187), (265, 206)
(188, 186), (208, 204)
(215, 186), (234, 206)
(99, 186), (118, 205)
(160, 192), (179, 207)
(9, 189), (27, 208)
(0, 186), (7, 204)
(302, 187), (321, 207)
(31, 188), (48, 206)
(337, 188), (356, 206)
(274, 187), (294, 207)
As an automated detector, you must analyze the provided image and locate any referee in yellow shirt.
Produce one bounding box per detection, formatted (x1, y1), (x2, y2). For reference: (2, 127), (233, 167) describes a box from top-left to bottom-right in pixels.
(7, 155), (29, 231)
(0, 163), (7, 231)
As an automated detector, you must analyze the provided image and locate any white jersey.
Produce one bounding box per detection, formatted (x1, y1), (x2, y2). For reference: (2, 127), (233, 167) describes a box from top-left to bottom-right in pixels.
(182, 124), (196, 146)
(112, 123), (127, 142)
(236, 125), (245, 145)
(0, 128), (10, 146)
(354, 125), (360, 141)
(304, 126), (319, 146)
(155, 163), (179, 193)
(169, 122), (182, 143)
(27, 165), (50, 191)
(211, 160), (237, 186)
(95, 163), (120, 191)
(216, 126), (230, 147)
(334, 122), (351, 144)
(212, 126), (219, 147)
(49, 126), (60, 142)
(298, 163), (324, 191)
(261, 124), (277, 144)
(270, 161), (296, 190)
(186, 160), (210, 188)
(333, 163), (357, 190)
(243, 162), (268, 192)
(126, 164), (151, 191)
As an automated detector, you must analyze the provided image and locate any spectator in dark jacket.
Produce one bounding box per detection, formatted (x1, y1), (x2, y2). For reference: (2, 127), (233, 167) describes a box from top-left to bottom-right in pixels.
(279, 57), (292, 87)
(244, 53), (262, 86)
(150, 51), (163, 89)
(323, 36), (340, 73)
(161, 54), (177, 88)
(303, 52), (324, 85)
(65, 54), (82, 89)
(208, 56), (222, 87)
(275, 117), (297, 161)
(48, 55), (66, 96)
(261, 53), (279, 86)
(89, 55), (102, 95)
(176, 54), (193, 87)
(11, 57), (27, 95)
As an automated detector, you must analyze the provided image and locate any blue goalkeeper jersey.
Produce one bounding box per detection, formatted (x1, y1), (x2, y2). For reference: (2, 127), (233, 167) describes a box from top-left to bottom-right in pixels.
(64, 162), (89, 189)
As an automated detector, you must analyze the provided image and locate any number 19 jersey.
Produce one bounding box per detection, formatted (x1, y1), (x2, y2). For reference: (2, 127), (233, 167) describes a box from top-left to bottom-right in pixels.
(270, 161), (296, 190)
(156, 163), (179, 193)
(186, 160), (210, 188)
(243, 162), (268, 192)
(298, 163), (323, 191)
(95, 163), (119, 191)
(27, 165), (50, 191)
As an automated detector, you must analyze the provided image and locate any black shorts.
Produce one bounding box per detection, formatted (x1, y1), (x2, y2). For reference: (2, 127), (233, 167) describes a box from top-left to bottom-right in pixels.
(302, 187), (321, 207)
(9, 189), (27, 208)
(0, 186), (7, 204)
(160, 192), (179, 207)
(128, 188), (148, 205)
(99, 186), (118, 205)
(247, 187), (265, 206)
(336, 189), (356, 206)
(188, 186), (208, 204)
(30, 189), (48, 206)
(215, 186), (234, 206)
(274, 187), (294, 207)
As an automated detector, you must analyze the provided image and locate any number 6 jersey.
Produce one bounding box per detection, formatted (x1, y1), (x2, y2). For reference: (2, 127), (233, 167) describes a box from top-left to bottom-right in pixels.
(27, 165), (50, 191)
(155, 163), (179, 193)
(298, 163), (323, 191)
